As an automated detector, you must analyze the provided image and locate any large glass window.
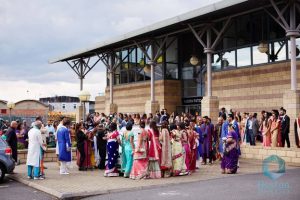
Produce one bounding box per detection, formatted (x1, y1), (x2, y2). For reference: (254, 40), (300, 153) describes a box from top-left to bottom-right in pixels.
(252, 45), (268, 65)
(237, 47), (251, 67)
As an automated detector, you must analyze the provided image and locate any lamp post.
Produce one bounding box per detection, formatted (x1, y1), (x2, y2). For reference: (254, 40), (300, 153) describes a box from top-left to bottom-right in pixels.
(78, 90), (91, 122)
(7, 102), (15, 122)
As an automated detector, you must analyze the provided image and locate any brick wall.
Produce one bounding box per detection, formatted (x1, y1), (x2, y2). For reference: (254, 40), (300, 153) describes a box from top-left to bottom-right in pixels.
(211, 61), (300, 113)
(95, 96), (105, 113)
(240, 144), (300, 164)
(99, 79), (182, 114)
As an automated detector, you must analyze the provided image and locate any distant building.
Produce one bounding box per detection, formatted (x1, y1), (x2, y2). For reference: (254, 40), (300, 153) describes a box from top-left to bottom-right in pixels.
(0, 99), (50, 123)
(39, 96), (95, 115)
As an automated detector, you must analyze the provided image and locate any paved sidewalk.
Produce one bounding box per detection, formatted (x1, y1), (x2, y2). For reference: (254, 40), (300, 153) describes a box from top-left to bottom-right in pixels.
(8, 159), (299, 199)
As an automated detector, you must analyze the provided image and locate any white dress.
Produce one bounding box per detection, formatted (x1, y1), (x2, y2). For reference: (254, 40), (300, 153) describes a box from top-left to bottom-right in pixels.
(26, 127), (45, 167)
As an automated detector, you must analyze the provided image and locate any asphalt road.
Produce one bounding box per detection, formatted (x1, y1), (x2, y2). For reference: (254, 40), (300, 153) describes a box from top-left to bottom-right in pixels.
(84, 168), (300, 200)
(0, 177), (57, 200)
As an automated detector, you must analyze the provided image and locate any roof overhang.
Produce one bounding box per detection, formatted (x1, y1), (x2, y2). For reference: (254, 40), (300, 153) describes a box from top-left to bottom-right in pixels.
(49, 0), (274, 63)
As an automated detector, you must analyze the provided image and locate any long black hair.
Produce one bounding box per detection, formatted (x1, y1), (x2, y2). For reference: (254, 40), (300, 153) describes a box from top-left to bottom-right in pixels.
(150, 120), (159, 136)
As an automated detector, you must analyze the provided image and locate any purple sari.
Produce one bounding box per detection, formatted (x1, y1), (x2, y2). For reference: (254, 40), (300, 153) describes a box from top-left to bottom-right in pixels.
(221, 130), (239, 173)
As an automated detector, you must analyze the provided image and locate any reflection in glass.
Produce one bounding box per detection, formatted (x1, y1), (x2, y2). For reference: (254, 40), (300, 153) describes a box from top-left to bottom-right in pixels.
(212, 54), (222, 70)
(253, 45), (268, 65)
(269, 41), (286, 62)
(165, 63), (178, 79)
(237, 47), (251, 67)
(166, 38), (178, 63)
(223, 51), (236, 68)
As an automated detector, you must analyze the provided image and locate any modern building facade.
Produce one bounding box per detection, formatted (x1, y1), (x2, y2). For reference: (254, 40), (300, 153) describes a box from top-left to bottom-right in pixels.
(51, 0), (300, 146)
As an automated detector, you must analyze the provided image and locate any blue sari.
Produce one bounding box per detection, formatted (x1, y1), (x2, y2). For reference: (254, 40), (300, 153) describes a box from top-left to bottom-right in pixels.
(104, 131), (119, 177)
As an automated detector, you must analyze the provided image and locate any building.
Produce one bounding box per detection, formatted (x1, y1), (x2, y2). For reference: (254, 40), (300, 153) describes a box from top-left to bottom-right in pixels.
(40, 96), (95, 115)
(51, 0), (300, 147)
(0, 99), (50, 123)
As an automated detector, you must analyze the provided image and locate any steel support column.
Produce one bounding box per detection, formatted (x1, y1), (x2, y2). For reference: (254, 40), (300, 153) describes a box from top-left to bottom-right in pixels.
(66, 57), (100, 91)
(98, 52), (120, 106)
(266, 0), (300, 90)
(189, 18), (231, 97)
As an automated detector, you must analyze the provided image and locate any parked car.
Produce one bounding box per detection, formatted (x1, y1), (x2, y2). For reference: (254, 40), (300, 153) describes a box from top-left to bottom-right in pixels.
(0, 137), (15, 182)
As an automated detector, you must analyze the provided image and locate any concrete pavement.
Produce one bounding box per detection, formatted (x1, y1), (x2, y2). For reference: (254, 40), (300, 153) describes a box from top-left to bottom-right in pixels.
(8, 159), (299, 199)
(84, 168), (300, 200)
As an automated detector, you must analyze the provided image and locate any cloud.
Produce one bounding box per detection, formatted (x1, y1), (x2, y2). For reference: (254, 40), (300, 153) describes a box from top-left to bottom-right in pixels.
(0, 0), (221, 102)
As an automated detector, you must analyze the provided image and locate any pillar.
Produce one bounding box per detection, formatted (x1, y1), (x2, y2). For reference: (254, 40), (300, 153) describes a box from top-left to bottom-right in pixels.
(75, 105), (83, 123)
(201, 96), (219, 124)
(145, 60), (160, 114)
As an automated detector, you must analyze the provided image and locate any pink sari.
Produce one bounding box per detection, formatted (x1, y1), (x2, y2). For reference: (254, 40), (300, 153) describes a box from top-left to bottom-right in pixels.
(148, 129), (161, 179)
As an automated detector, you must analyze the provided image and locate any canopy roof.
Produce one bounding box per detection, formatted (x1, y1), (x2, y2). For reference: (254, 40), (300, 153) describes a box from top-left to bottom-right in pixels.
(50, 0), (273, 63)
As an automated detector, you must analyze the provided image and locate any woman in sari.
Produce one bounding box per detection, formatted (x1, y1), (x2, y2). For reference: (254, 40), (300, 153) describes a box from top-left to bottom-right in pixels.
(147, 121), (161, 179)
(262, 112), (272, 147)
(171, 124), (187, 176)
(221, 123), (239, 174)
(130, 121), (149, 180)
(188, 121), (198, 173)
(121, 123), (134, 178)
(104, 122), (120, 177)
(270, 110), (281, 147)
(159, 121), (172, 178)
(178, 122), (190, 173)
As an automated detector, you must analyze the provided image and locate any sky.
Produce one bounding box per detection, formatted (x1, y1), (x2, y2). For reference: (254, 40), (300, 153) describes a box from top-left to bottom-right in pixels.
(0, 0), (221, 102)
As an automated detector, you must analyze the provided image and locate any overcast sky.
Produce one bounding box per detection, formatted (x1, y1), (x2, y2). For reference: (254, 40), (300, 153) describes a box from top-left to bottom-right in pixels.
(0, 0), (220, 102)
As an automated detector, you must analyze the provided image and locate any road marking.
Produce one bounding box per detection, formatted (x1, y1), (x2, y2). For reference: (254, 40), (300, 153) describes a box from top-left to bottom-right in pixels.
(0, 185), (9, 188)
(159, 191), (180, 196)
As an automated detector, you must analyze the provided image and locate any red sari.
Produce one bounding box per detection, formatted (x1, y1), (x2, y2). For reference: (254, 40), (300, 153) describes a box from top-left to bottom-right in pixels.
(188, 129), (197, 172)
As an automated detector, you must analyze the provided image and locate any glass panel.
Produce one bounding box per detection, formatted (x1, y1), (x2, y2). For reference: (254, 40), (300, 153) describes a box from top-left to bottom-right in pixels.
(269, 41), (286, 62)
(212, 54), (222, 70)
(223, 50), (236, 68)
(237, 47), (251, 67)
(253, 45), (268, 65)
(135, 68), (145, 82)
(121, 50), (128, 70)
(166, 38), (178, 63)
(182, 66), (194, 80)
(183, 87), (197, 97)
(128, 70), (136, 83)
(165, 63), (178, 79)
(129, 48), (136, 69)
(155, 65), (163, 80)
(120, 71), (128, 84)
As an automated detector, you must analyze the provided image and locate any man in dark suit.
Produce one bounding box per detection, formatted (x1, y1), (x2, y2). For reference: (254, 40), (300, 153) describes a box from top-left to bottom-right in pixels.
(280, 108), (290, 148)
(6, 121), (18, 163)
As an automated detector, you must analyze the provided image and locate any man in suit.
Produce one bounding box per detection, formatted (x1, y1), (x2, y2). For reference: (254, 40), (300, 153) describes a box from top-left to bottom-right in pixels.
(6, 121), (18, 163)
(245, 113), (259, 146)
(280, 107), (290, 148)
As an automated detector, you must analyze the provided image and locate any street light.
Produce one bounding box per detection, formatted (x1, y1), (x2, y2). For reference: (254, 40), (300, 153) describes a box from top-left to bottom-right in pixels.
(78, 90), (91, 121)
(7, 102), (15, 122)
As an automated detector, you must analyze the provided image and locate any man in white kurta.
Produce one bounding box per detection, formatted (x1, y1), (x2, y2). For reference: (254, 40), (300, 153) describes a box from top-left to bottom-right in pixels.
(26, 121), (46, 180)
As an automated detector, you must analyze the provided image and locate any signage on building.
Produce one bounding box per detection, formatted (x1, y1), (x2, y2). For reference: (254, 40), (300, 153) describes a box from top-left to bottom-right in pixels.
(182, 96), (203, 105)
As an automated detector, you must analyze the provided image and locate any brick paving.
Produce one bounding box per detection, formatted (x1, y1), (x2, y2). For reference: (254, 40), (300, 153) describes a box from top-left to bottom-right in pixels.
(8, 159), (298, 199)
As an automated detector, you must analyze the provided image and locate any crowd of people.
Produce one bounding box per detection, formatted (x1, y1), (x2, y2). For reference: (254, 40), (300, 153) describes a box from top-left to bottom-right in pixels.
(1, 105), (300, 181)
(73, 109), (240, 179)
